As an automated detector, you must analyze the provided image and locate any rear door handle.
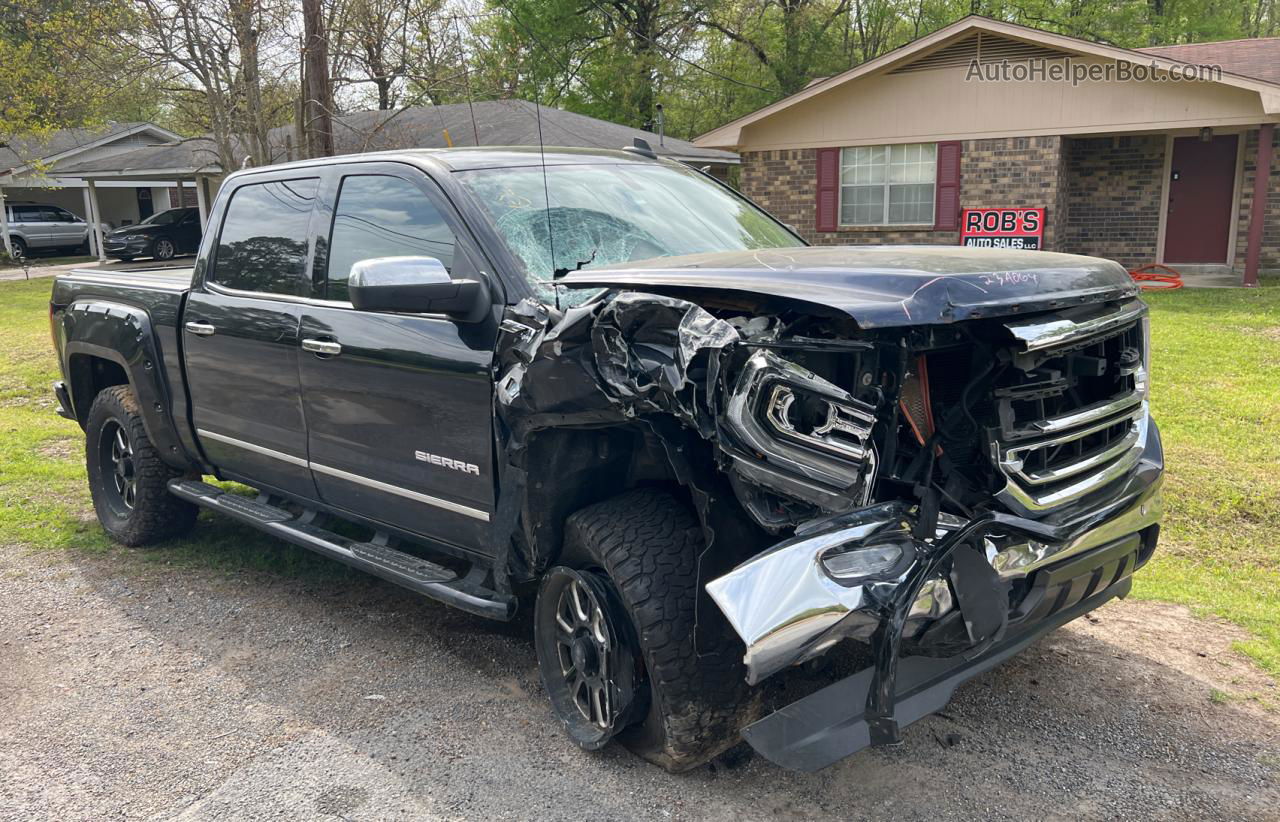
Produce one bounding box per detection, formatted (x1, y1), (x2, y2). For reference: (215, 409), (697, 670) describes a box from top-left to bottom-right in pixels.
(184, 321), (216, 336)
(301, 338), (342, 356)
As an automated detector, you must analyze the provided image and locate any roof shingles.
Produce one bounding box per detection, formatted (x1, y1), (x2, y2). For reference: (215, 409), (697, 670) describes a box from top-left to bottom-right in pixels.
(1137, 37), (1280, 85)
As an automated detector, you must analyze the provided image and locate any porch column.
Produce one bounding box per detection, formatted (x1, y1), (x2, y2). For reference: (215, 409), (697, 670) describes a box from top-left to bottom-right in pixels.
(81, 187), (97, 256)
(0, 184), (11, 258)
(86, 179), (107, 263)
(1244, 123), (1275, 288)
(194, 175), (209, 229)
(174, 178), (184, 209)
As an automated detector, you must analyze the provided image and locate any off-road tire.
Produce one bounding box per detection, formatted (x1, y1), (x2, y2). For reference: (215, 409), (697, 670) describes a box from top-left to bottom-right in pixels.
(85, 385), (196, 546)
(560, 488), (752, 771)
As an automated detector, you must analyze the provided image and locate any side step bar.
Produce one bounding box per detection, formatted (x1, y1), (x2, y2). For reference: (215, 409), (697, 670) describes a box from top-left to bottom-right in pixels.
(168, 480), (516, 620)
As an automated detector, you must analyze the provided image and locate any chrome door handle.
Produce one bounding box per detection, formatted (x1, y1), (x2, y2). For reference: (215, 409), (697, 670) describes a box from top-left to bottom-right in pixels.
(301, 338), (342, 356)
(184, 321), (216, 336)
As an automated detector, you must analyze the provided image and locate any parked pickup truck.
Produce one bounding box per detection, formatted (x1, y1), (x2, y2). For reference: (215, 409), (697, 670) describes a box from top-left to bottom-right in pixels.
(50, 147), (1163, 773)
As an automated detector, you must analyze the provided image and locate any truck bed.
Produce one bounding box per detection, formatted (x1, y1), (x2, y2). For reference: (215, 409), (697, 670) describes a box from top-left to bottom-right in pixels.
(50, 266), (193, 327)
(55, 264), (195, 294)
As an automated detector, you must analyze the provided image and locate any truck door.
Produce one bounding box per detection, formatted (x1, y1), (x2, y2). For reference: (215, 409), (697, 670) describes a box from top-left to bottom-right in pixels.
(297, 168), (498, 553)
(183, 176), (320, 500)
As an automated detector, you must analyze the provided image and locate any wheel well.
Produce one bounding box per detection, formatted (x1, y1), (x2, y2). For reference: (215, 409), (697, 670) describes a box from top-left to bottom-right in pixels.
(517, 425), (700, 576)
(68, 354), (128, 424)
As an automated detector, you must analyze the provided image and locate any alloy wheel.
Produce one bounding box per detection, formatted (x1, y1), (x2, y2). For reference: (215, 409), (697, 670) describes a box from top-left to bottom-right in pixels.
(100, 420), (137, 513)
(535, 566), (639, 748)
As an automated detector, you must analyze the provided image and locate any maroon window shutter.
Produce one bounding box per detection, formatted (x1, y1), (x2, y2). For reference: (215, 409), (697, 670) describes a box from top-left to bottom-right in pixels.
(816, 147), (840, 233)
(934, 141), (962, 231)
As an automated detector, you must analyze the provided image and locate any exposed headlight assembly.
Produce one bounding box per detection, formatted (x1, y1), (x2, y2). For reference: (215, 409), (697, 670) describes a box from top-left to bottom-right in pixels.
(764, 382), (876, 463)
(721, 351), (880, 516)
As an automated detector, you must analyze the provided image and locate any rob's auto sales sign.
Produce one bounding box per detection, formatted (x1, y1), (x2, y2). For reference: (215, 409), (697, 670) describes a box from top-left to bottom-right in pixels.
(960, 208), (1045, 250)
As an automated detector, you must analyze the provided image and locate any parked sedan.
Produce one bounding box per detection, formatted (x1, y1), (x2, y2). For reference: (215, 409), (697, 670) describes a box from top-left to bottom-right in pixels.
(104, 207), (202, 261)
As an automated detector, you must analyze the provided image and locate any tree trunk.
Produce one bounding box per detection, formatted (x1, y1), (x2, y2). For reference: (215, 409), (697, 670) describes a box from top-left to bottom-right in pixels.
(303, 0), (335, 158)
(229, 0), (269, 166)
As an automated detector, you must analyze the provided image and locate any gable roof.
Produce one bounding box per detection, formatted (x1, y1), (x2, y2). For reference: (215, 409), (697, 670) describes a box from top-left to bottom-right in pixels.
(51, 101), (738, 180)
(0, 122), (181, 178)
(53, 138), (223, 179)
(272, 100), (738, 165)
(1139, 37), (1280, 85)
(694, 16), (1280, 149)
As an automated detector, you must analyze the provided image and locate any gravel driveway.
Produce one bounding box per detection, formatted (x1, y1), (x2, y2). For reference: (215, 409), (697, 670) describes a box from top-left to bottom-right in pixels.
(1, 542), (1277, 821)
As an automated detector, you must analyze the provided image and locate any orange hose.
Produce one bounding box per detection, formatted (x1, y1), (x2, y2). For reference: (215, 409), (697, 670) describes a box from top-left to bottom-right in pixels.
(1129, 263), (1183, 290)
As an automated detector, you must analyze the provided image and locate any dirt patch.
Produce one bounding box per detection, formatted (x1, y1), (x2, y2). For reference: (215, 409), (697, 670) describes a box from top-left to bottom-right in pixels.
(34, 437), (79, 461)
(1075, 600), (1277, 709)
(0, 544), (1276, 821)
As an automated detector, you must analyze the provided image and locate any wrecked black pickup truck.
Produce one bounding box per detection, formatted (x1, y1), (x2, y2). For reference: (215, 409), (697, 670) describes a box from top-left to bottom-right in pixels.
(49, 147), (1162, 773)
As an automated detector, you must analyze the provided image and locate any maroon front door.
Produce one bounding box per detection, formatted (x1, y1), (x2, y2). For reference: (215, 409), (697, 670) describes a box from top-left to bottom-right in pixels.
(1164, 134), (1238, 264)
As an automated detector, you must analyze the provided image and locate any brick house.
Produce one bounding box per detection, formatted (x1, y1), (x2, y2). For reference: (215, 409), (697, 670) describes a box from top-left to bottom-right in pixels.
(695, 16), (1280, 286)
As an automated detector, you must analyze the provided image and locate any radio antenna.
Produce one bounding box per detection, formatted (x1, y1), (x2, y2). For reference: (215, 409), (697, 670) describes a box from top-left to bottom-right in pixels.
(503, 7), (560, 311)
(533, 97), (559, 311)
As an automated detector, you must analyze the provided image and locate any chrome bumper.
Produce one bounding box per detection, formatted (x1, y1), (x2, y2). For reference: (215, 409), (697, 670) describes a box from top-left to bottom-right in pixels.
(707, 419), (1164, 688)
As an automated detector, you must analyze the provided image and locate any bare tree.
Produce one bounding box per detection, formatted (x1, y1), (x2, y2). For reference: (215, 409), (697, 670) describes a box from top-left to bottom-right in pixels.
(130, 0), (293, 169)
(327, 0), (464, 110)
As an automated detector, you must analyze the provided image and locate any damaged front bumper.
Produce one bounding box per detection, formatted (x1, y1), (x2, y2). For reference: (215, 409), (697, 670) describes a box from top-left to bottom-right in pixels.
(706, 421), (1163, 771)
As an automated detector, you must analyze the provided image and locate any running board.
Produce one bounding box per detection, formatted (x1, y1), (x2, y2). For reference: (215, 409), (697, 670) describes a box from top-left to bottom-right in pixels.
(168, 480), (515, 620)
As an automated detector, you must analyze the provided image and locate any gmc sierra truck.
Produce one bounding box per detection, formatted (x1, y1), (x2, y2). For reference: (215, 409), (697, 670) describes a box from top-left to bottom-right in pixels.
(50, 147), (1163, 773)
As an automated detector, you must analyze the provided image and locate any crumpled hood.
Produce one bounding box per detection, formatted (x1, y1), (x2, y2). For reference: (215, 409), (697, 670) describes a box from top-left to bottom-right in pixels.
(559, 246), (1140, 328)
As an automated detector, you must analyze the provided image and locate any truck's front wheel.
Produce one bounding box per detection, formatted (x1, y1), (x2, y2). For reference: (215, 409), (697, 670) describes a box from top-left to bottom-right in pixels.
(534, 489), (752, 772)
(85, 385), (196, 546)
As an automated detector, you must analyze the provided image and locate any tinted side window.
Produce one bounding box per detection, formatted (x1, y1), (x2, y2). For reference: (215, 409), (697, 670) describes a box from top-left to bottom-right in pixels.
(14, 206), (47, 222)
(50, 208), (77, 221)
(325, 175), (456, 302)
(212, 178), (318, 295)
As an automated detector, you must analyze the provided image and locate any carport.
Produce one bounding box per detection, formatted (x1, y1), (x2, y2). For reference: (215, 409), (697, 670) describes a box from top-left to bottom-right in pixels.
(36, 142), (224, 262)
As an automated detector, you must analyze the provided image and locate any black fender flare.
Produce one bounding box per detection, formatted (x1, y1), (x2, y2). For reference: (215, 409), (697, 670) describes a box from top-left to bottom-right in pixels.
(61, 298), (200, 471)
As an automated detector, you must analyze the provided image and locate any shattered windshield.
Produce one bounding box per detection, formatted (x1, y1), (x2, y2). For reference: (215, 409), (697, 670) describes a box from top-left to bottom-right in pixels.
(455, 163), (801, 299)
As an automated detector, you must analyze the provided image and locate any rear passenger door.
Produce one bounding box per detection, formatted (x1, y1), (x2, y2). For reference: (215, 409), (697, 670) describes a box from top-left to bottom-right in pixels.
(184, 176), (320, 500)
(46, 207), (85, 248)
(297, 166), (499, 553)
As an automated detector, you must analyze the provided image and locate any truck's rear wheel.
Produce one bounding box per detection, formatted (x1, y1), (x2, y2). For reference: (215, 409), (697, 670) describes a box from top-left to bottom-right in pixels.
(85, 385), (196, 546)
(534, 488), (752, 772)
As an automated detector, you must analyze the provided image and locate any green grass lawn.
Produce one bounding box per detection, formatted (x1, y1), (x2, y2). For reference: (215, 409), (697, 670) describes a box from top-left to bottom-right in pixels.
(2, 276), (1278, 675)
(0, 277), (354, 581)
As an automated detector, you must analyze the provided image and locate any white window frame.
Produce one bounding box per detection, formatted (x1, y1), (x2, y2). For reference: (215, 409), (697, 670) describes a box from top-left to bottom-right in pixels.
(839, 143), (938, 227)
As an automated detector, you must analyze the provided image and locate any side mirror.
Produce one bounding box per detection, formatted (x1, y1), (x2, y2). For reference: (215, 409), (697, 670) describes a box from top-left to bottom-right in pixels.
(348, 256), (490, 322)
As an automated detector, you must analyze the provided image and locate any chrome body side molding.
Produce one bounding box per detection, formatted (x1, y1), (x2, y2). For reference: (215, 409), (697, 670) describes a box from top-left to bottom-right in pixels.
(194, 428), (490, 522)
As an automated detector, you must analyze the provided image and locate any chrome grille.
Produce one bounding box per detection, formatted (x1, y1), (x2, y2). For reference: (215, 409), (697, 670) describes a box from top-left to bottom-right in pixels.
(992, 300), (1149, 513)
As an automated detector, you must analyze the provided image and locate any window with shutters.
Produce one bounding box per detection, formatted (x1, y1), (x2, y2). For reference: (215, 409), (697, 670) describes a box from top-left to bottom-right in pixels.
(839, 143), (936, 226)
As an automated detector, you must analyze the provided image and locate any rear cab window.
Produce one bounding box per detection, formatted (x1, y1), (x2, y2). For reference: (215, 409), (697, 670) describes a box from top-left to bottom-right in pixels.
(210, 178), (319, 296)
